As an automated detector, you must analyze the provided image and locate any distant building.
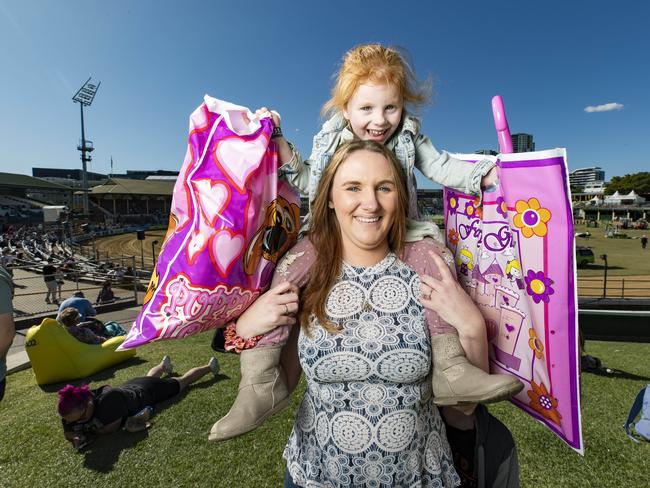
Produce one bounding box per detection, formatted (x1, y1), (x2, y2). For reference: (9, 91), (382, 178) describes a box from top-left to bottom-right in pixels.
(474, 149), (498, 156)
(583, 180), (607, 195)
(111, 169), (179, 180)
(511, 133), (535, 153)
(569, 167), (606, 188)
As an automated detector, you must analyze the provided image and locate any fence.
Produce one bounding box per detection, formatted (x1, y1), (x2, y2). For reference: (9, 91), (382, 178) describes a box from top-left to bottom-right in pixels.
(578, 276), (650, 299)
(8, 258), (140, 318)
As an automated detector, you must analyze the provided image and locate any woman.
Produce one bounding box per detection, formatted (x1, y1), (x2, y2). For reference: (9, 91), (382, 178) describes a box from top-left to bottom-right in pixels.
(58, 355), (220, 450)
(96, 281), (116, 305)
(58, 307), (105, 345)
(227, 141), (498, 486)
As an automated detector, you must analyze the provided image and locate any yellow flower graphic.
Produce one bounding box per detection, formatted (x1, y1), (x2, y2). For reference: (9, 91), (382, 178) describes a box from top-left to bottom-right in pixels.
(528, 328), (545, 359)
(513, 198), (551, 238)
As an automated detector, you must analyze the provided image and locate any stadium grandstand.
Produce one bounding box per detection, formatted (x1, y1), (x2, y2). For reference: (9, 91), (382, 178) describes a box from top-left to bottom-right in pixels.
(0, 172), (73, 225)
(88, 177), (174, 225)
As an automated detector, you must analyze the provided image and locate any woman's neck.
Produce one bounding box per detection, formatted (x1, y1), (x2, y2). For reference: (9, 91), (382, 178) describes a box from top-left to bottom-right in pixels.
(342, 245), (390, 267)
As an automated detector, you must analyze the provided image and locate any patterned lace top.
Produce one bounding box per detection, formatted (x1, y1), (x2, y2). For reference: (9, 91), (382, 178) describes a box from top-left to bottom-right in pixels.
(283, 252), (460, 488)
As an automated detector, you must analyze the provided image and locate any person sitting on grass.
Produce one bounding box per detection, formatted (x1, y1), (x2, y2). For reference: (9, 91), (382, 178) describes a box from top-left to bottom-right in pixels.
(95, 281), (116, 305)
(58, 355), (220, 451)
(58, 307), (105, 345)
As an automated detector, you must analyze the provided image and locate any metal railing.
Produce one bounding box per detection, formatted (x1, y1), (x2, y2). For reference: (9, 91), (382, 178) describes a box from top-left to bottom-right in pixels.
(7, 258), (140, 318)
(578, 276), (650, 299)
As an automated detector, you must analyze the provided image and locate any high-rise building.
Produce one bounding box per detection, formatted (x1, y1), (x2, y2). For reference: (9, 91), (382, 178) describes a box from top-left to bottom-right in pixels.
(569, 167), (606, 188)
(511, 133), (535, 153)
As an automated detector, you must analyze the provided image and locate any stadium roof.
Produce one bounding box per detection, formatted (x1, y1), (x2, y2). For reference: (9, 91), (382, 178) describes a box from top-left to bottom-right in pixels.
(0, 172), (72, 190)
(89, 177), (175, 196)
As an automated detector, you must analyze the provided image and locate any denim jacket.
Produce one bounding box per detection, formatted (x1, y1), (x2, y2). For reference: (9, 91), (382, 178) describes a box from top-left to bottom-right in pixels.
(279, 112), (495, 219)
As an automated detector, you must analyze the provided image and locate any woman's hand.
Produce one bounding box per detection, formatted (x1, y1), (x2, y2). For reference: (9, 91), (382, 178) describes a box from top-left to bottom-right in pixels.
(419, 251), (484, 338)
(236, 281), (299, 339)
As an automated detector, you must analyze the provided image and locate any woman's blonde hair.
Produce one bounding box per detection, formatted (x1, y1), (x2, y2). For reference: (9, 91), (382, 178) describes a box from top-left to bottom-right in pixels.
(300, 140), (408, 334)
(322, 43), (431, 117)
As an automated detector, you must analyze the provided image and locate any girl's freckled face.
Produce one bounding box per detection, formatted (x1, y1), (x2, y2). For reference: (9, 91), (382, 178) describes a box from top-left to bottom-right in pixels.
(343, 82), (403, 144)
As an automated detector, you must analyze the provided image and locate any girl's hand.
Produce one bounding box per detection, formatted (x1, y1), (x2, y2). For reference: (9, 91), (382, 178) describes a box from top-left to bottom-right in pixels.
(254, 107), (281, 128)
(419, 251), (484, 337)
(481, 167), (499, 191)
(236, 281), (299, 339)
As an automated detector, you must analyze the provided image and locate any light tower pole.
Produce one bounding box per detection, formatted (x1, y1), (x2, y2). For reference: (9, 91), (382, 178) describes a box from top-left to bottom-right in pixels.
(72, 78), (101, 215)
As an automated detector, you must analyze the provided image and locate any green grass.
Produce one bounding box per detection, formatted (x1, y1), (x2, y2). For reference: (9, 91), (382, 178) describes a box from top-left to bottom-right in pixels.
(574, 224), (650, 277)
(1, 335), (649, 488)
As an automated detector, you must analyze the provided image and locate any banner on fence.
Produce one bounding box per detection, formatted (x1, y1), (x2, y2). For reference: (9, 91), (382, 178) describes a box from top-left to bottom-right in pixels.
(444, 148), (583, 453)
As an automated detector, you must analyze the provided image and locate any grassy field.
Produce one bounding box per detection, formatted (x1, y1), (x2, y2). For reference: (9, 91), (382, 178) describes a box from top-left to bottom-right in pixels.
(1, 333), (649, 488)
(574, 224), (650, 277)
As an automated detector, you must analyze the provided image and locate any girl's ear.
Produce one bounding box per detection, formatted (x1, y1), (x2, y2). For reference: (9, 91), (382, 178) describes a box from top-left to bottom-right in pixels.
(342, 105), (350, 121)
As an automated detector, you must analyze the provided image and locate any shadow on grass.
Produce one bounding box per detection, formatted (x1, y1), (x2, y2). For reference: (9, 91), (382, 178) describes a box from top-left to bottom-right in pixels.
(583, 366), (650, 381)
(79, 373), (229, 473)
(38, 356), (149, 393)
(582, 264), (625, 271)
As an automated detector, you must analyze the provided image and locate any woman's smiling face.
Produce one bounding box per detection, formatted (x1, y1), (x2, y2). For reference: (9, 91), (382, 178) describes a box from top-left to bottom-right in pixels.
(328, 149), (398, 266)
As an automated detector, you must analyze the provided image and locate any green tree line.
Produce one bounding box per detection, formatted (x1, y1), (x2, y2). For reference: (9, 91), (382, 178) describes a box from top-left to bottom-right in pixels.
(605, 172), (650, 196)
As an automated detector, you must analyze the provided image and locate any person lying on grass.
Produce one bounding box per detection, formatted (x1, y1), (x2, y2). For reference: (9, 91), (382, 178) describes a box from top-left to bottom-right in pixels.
(57, 355), (220, 450)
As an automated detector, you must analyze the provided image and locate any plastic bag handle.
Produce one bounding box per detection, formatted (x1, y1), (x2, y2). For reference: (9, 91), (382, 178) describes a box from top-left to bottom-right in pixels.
(492, 95), (513, 154)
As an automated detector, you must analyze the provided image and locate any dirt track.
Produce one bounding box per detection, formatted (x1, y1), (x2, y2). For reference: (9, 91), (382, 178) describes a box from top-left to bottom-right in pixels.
(94, 231), (167, 265)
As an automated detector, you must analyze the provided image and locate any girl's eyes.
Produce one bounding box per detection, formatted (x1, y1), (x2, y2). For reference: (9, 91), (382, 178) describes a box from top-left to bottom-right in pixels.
(360, 106), (372, 112)
(386, 105), (397, 112)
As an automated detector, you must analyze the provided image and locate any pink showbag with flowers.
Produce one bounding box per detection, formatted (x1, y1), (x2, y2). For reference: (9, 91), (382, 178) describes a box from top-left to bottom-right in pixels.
(121, 96), (300, 349)
(444, 149), (583, 453)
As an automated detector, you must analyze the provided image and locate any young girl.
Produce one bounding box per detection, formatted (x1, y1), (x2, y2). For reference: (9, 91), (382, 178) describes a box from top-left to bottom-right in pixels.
(209, 44), (521, 441)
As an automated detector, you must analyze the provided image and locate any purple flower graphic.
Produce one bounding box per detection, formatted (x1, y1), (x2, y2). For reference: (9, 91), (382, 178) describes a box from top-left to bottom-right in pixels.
(496, 196), (508, 218)
(446, 191), (459, 215)
(525, 270), (555, 304)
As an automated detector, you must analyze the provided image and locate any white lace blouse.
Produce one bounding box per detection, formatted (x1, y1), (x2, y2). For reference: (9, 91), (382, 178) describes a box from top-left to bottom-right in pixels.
(283, 252), (460, 488)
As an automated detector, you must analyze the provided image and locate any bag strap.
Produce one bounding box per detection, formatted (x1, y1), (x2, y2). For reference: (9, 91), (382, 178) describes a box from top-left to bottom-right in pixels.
(624, 384), (649, 442)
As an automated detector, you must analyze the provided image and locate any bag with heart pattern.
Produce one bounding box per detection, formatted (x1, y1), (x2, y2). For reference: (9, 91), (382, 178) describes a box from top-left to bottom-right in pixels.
(120, 96), (300, 349)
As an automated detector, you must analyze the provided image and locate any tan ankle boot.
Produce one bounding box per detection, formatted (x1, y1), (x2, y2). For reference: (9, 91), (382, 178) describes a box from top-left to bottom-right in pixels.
(431, 333), (524, 406)
(208, 345), (289, 442)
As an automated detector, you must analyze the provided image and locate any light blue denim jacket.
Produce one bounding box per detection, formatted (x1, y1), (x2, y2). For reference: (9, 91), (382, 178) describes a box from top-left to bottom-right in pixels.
(279, 112), (495, 219)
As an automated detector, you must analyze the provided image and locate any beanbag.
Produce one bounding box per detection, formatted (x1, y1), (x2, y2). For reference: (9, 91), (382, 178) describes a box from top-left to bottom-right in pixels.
(25, 318), (136, 385)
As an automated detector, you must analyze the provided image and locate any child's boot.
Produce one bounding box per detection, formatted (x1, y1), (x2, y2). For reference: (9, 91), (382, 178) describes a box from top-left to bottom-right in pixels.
(431, 333), (524, 406)
(208, 345), (289, 441)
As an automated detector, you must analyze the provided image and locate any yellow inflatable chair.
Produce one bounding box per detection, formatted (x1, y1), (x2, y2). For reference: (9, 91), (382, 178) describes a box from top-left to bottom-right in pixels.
(25, 318), (137, 385)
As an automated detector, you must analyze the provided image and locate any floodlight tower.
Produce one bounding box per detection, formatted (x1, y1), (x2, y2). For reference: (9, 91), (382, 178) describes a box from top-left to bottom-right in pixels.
(72, 78), (101, 215)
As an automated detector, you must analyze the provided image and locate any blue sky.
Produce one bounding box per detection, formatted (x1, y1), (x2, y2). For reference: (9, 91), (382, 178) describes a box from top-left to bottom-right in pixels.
(0, 0), (648, 189)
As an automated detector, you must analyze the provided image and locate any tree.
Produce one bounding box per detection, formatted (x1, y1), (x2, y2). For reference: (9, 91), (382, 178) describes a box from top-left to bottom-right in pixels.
(605, 172), (650, 196)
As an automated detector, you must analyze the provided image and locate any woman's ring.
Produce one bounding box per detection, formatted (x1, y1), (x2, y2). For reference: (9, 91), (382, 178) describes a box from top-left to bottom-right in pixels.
(284, 304), (289, 315)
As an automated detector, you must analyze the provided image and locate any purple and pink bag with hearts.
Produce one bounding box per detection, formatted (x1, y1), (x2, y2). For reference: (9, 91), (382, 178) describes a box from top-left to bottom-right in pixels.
(120, 96), (300, 349)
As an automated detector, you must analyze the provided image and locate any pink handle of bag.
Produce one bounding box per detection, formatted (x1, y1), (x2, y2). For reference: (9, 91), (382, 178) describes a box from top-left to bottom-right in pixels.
(492, 95), (513, 154)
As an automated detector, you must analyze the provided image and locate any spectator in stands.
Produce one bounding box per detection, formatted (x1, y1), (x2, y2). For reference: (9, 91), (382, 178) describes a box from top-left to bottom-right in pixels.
(43, 258), (58, 305)
(55, 267), (65, 302)
(115, 267), (126, 283)
(96, 281), (116, 305)
(58, 307), (105, 345)
(0, 266), (15, 402)
(57, 291), (96, 322)
(1, 248), (15, 276)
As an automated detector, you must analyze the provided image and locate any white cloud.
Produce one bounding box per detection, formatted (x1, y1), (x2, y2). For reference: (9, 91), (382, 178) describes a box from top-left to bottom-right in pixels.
(584, 102), (624, 113)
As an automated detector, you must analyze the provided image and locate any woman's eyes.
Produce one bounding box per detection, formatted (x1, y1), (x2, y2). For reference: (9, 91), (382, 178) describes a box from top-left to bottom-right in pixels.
(378, 186), (393, 193)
